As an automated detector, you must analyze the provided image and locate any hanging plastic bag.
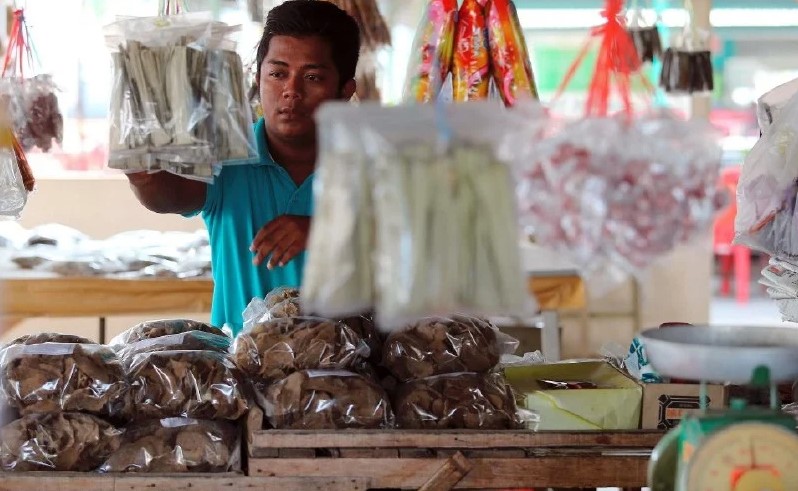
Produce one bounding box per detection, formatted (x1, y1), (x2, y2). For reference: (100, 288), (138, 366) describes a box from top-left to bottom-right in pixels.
(403, 0), (457, 103)
(626, 1), (662, 63)
(485, 0), (538, 106)
(104, 11), (257, 183)
(452, 0), (490, 102)
(0, 126), (26, 218)
(659, 0), (713, 94)
(303, 101), (536, 330)
(735, 91), (798, 257)
(0, 9), (64, 153)
(514, 0), (722, 288)
(756, 76), (798, 134)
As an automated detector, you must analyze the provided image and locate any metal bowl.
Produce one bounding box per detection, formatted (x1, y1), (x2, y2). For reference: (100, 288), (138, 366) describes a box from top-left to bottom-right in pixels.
(639, 325), (798, 383)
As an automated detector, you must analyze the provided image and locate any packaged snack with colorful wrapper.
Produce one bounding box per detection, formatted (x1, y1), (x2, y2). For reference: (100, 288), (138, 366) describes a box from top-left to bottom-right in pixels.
(0, 412), (123, 472)
(100, 418), (240, 473)
(485, 0), (538, 106)
(452, 0), (490, 102)
(257, 369), (394, 429)
(403, 0), (457, 103)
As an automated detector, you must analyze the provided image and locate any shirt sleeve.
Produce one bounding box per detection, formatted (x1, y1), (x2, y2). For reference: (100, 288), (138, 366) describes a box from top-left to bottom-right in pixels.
(182, 175), (222, 219)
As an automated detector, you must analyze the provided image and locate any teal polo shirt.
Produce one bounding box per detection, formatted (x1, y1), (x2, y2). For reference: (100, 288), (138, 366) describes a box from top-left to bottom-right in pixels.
(190, 118), (314, 333)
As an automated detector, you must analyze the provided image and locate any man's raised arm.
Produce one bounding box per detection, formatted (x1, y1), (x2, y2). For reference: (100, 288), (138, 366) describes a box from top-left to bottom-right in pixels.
(126, 172), (207, 215)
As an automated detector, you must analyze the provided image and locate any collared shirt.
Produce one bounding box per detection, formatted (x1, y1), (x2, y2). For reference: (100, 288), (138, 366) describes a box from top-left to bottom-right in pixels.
(191, 118), (314, 333)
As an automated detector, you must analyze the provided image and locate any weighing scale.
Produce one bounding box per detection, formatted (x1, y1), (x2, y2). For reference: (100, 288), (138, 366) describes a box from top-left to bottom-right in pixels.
(640, 325), (798, 491)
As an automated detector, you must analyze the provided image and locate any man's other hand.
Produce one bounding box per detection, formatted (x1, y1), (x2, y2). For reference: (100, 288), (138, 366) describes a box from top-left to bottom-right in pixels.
(250, 215), (311, 269)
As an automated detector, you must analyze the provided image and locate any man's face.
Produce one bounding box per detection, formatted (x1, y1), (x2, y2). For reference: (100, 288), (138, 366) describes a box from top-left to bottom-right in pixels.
(259, 35), (350, 143)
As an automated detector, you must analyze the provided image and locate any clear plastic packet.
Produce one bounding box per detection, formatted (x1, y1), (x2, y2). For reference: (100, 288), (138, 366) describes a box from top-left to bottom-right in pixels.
(116, 331), (233, 363)
(626, 6), (662, 64)
(127, 349), (248, 421)
(515, 107), (723, 287)
(303, 102), (536, 329)
(0, 143), (26, 218)
(402, 0), (457, 103)
(659, 16), (713, 95)
(25, 223), (89, 247)
(4, 332), (94, 346)
(104, 13), (257, 183)
(0, 342), (130, 417)
(452, 0), (490, 102)
(231, 316), (370, 382)
(392, 372), (522, 429)
(0, 220), (29, 249)
(99, 418), (240, 473)
(256, 369), (394, 429)
(757, 76), (798, 133)
(0, 412), (123, 472)
(382, 315), (514, 382)
(110, 318), (227, 346)
(735, 91), (798, 257)
(485, 0), (538, 106)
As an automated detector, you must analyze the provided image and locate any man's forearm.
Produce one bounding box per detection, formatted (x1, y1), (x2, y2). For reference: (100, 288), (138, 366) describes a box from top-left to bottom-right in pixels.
(126, 172), (207, 215)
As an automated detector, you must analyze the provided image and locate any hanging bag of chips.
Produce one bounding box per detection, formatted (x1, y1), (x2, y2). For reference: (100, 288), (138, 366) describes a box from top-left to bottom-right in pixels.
(452, 0), (490, 102)
(403, 0), (458, 103)
(0, 9), (63, 153)
(104, 1), (257, 183)
(485, 0), (538, 107)
(514, 0), (722, 290)
(659, 0), (713, 94)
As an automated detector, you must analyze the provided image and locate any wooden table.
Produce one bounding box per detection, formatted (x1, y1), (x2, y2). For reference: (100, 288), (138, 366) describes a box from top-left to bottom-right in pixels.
(0, 271), (584, 353)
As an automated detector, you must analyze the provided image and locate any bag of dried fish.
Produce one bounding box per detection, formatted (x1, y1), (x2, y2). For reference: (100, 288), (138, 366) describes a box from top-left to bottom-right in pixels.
(104, 13), (257, 183)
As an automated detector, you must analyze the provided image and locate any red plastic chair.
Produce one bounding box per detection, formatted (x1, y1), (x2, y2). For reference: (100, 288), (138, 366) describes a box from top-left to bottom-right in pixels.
(713, 165), (750, 303)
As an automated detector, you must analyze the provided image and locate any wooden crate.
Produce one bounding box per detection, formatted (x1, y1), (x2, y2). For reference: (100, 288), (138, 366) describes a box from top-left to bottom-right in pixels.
(245, 408), (663, 490)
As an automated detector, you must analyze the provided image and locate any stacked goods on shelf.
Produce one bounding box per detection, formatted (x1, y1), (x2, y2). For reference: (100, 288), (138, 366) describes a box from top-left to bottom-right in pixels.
(105, 13), (256, 183)
(103, 319), (246, 473)
(404, 0), (537, 105)
(0, 334), (127, 471)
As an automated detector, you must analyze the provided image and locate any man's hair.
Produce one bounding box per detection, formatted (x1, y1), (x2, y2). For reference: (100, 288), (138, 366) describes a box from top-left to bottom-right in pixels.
(256, 0), (361, 90)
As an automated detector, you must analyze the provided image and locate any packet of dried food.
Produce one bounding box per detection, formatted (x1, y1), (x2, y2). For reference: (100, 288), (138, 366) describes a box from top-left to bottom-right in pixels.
(403, 0), (457, 103)
(99, 417), (240, 473)
(382, 315), (515, 381)
(257, 369), (394, 429)
(0, 412), (123, 472)
(304, 102), (536, 329)
(4, 332), (94, 346)
(232, 316), (370, 382)
(452, 0), (490, 102)
(626, 7), (662, 64)
(485, 0), (538, 106)
(127, 349), (248, 421)
(116, 331), (233, 363)
(110, 318), (227, 346)
(658, 7), (712, 94)
(0, 342), (130, 417)
(392, 372), (521, 429)
(0, 128), (26, 218)
(104, 13), (257, 182)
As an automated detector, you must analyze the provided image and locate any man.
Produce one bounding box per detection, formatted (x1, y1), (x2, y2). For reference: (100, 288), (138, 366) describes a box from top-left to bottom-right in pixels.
(126, 1), (360, 333)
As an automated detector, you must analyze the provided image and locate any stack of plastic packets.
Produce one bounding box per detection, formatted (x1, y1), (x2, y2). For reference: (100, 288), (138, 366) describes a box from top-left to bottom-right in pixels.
(760, 258), (798, 322)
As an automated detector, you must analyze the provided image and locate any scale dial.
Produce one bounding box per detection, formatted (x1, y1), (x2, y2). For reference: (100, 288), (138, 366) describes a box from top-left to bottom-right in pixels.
(685, 422), (798, 491)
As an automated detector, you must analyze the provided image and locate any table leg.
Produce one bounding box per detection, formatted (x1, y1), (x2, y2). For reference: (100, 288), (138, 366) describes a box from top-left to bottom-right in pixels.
(99, 317), (107, 344)
(540, 310), (561, 362)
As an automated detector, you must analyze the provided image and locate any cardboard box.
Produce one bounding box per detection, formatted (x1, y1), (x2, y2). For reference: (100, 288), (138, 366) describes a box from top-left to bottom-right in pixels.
(641, 383), (728, 430)
(504, 360), (642, 431)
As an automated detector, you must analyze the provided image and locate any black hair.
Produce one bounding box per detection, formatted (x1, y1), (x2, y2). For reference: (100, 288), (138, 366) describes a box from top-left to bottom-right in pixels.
(256, 0), (361, 90)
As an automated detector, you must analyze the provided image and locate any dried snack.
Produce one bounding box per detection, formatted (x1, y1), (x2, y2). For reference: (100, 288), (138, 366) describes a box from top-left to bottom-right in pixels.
(232, 317), (369, 382)
(393, 372), (520, 429)
(5, 332), (94, 346)
(452, 0), (490, 102)
(486, 0), (538, 106)
(100, 418), (240, 473)
(403, 0), (457, 103)
(116, 331), (232, 363)
(127, 350), (248, 421)
(258, 370), (393, 429)
(382, 316), (501, 381)
(0, 343), (130, 417)
(111, 319), (226, 346)
(0, 412), (122, 471)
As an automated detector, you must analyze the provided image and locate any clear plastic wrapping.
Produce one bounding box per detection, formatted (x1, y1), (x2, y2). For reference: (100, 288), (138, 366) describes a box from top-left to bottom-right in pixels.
(257, 369), (394, 429)
(485, 0), (538, 106)
(0, 145), (26, 218)
(104, 13), (257, 182)
(232, 316), (370, 382)
(735, 90), (798, 257)
(0, 412), (123, 472)
(0, 75), (64, 152)
(110, 319), (226, 346)
(403, 0), (457, 103)
(756, 77), (798, 133)
(127, 350), (248, 421)
(382, 316), (511, 382)
(659, 20), (713, 94)
(392, 372), (521, 429)
(515, 109), (723, 282)
(5, 332), (94, 346)
(626, 8), (662, 64)
(303, 102), (535, 329)
(0, 342), (130, 417)
(100, 418), (240, 473)
(116, 331), (233, 363)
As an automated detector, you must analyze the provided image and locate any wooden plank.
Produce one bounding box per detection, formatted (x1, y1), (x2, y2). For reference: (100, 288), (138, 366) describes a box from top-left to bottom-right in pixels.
(249, 456), (649, 489)
(338, 448), (400, 458)
(0, 474), (369, 491)
(418, 452), (472, 491)
(248, 429), (663, 451)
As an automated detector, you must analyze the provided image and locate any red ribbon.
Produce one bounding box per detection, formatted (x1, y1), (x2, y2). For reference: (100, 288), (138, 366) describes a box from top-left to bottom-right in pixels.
(2, 9), (28, 78)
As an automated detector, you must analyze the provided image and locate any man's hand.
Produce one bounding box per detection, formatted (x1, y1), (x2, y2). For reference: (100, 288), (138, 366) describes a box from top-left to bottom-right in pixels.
(250, 215), (311, 269)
